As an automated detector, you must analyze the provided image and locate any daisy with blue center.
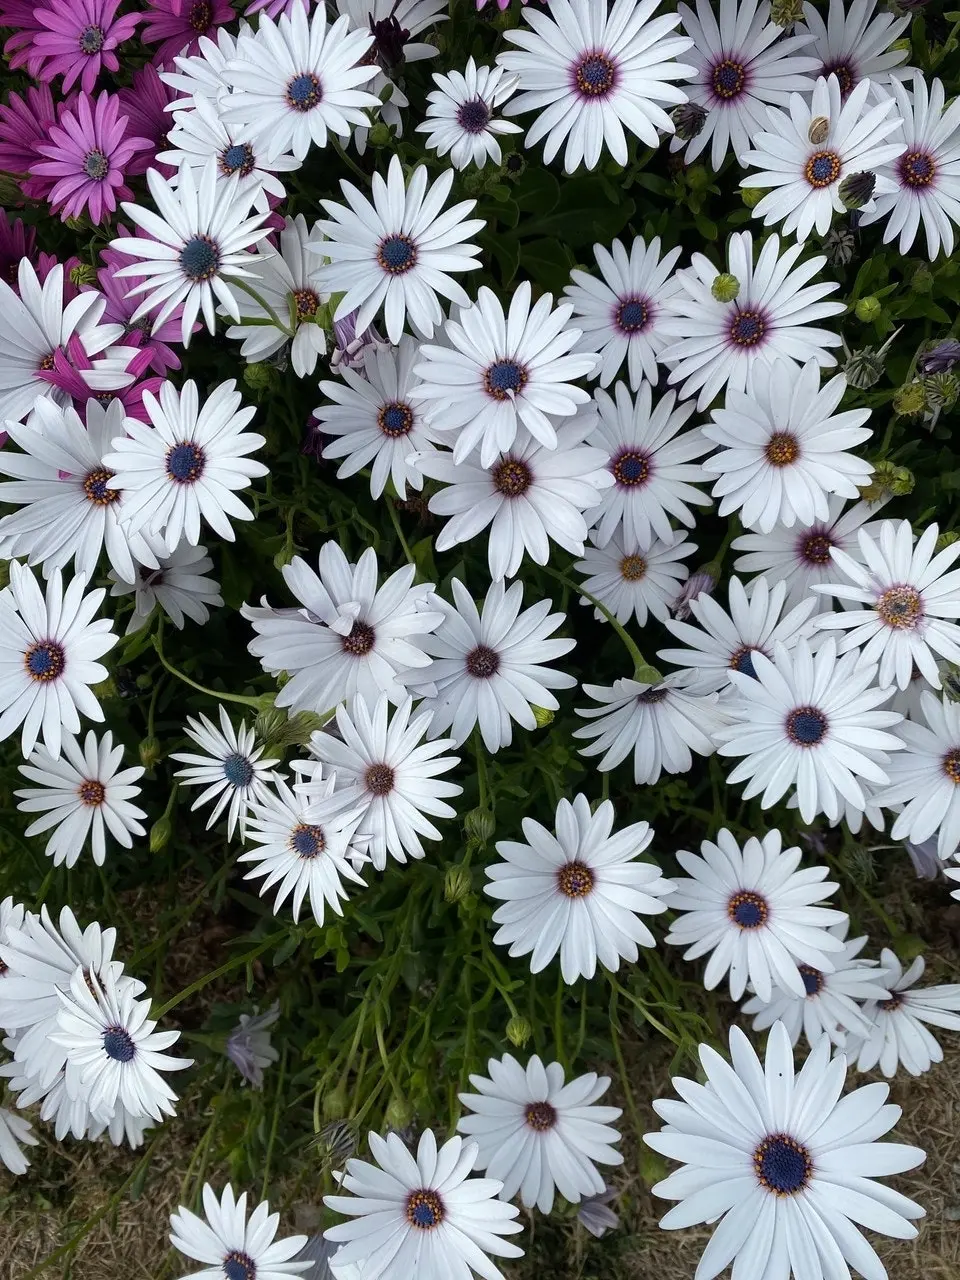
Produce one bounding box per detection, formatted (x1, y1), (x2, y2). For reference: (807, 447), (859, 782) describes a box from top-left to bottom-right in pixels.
(172, 705), (282, 841)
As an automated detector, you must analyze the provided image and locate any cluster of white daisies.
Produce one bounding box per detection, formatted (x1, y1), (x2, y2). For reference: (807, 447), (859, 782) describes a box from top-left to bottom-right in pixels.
(1, 0), (960, 1278)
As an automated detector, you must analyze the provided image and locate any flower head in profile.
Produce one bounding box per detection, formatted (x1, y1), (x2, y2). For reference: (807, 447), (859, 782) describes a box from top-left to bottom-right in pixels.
(141, 0), (235, 67)
(224, 1004), (280, 1089)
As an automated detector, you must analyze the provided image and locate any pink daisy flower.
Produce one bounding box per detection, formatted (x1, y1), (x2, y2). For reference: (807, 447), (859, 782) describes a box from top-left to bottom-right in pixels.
(0, 84), (60, 199)
(31, 92), (150, 225)
(93, 231), (188, 373)
(244, 0), (307, 17)
(117, 63), (179, 176)
(29, 0), (141, 95)
(0, 213), (36, 292)
(141, 0), (236, 68)
(39, 335), (165, 423)
(0, 0), (46, 79)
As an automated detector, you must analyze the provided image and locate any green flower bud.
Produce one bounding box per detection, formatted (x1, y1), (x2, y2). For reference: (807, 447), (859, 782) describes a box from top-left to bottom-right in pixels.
(90, 676), (117, 701)
(138, 735), (164, 769)
(770, 0), (804, 25)
(253, 707), (288, 745)
(531, 705), (555, 728)
(634, 664), (663, 685)
(838, 170), (876, 211)
(149, 815), (172, 853)
(911, 264), (934, 294)
(854, 296), (882, 323)
(464, 808), (495, 843)
(70, 262), (98, 287)
(506, 1015), (533, 1048)
(740, 185), (767, 209)
(936, 530), (960, 552)
(923, 372), (959, 412)
(711, 273), (741, 304)
(893, 381), (927, 417)
(889, 465), (915, 496)
(858, 461), (898, 503)
(273, 543), (294, 571)
(385, 1092), (413, 1132)
(670, 102), (707, 142)
(367, 122), (393, 147)
(314, 1118), (357, 1165)
(64, 216), (88, 233)
(444, 864), (472, 904)
(322, 1082), (350, 1121)
(685, 164), (711, 192)
(243, 362), (276, 391)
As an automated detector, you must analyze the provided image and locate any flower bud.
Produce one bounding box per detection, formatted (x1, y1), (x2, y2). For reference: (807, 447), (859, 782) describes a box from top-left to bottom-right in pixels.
(635, 665), (663, 686)
(843, 345), (884, 390)
(893, 381), (927, 417)
(90, 676), (117, 701)
(860, 461), (914, 503)
(444, 864), (472, 904)
(670, 102), (707, 141)
(685, 164), (711, 191)
(70, 262), (98, 287)
(321, 1083), (350, 1121)
(740, 184), (766, 209)
(936, 530), (960, 552)
(807, 116), (830, 145)
(138, 735), (163, 769)
(243, 361), (276, 391)
(838, 170), (876, 210)
(506, 1015), (532, 1048)
(770, 0), (804, 25)
(273, 543), (294, 571)
(923, 372), (959, 412)
(314, 1117), (357, 1165)
(385, 1092), (413, 1132)
(504, 153), (525, 178)
(711, 273), (740, 304)
(889, 465), (915, 496)
(823, 225), (856, 266)
(149, 815), (172, 853)
(673, 567), (717, 620)
(911, 264), (934, 294)
(854, 296), (882, 323)
(367, 122), (393, 147)
(464, 808), (495, 843)
(531, 705), (555, 728)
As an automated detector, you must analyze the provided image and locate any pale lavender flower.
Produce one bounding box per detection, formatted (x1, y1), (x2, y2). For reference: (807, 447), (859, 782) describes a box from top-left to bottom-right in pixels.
(671, 567), (716, 621)
(329, 310), (387, 375)
(295, 1235), (338, 1276)
(578, 1186), (620, 1238)
(224, 1002), (280, 1088)
(905, 837), (941, 880)
(918, 340), (960, 375)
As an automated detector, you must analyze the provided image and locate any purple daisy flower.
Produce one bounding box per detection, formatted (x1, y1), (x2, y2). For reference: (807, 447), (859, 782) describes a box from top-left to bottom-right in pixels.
(117, 63), (179, 176)
(93, 228), (196, 368)
(0, 213), (36, 292)
(31, 92), (150, 225)
(29, 0), (140, 95)
(0, 84), (60, 199)
(141, 0), (236, 68)
(36, 252), (83, 303)
(0, 0), (46, 79)
(243, 0), (306, 17)
(39, 334), (165, 423)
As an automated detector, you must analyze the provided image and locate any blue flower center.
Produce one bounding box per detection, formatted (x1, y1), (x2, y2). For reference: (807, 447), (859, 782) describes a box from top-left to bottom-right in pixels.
(291, 824), (325, 858)
(406, 1189), (444, 1230)
(484, 359), (527, 399)
(729, 309), (766, 347)
(616, 296), (649, 333)
(456, 98), (491, 133)
(83, 466), (118, 505)
(730, 647), (759, 679)
(377, 234), (417, 274)
(712, 58), (746, 99)
(179, 235), (220, 281)
(25, 641), (65, 682)
(220, 142), (255, 177)
(786, 707), (828, 745)
(805, 150), (841, 188)
(754, 1134), (812, 1195)
(83, 149), (109, 180)
(378, 401), (414, 437)
(102, 1026), (136, 1062)
(575, 53), (616, 97)
(79, 23), (104, 53)
(165, 441), (205, 484)
(223, 752), (254, 789)
(728, 890), (768, 929)
(612, 450), (650, 487)
(899, 150), (936, 188)
(223, 1252), (257, 1280)
(286, 71), (322, 112)
(799, 964), (823, 996)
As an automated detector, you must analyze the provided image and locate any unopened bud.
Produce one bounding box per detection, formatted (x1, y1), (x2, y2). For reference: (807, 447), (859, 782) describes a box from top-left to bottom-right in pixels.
(506, 1015), (532, 1048)
(923, 372), (959, 412)
(807, 116), (830, 145)
(444, 864), (472, 904)
(889, 465), (915, 496)
(893, 381), (927, 417)
(64, 216), (87, 233)
(740, 184), (766, 208)
(273, 543), (294, 571)
(860, 460), (914, 503)
(367, 122), (393, 147)
(149, 815), (172, 853)
(464, 808), (495, 843)
(670, 101), (707, 141)
(673, 567), (717, 620)
(824, 225), (857, 267)
(911, 264), (934, 294)
(322, 1083), (350, 1121)
(843, 346), (885, 390)
(138, 735), (163, 769)
(532, 705), (555, 728)
(936, 530), (960, 552)
(770, 0), (804, 25)
(243, 361), (276, 391)
(711, 273), (740, 304)
(854, 296), (882, 323)
(686, 164), (711, 192)
(384, 1092), (413, 1132)
(839, 171), (876, 210)
(253, 707), (287, 745)
(90, 676), (117, 700)
(70, 262), (97, 287)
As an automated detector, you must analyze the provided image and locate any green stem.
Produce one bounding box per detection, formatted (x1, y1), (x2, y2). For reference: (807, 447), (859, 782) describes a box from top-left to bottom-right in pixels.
(387, 498), (415, 567)
(332, 134), (370, 185)
(542, 565), (659, 682)
(152, 631), (266, 711)
(153, 930), (286, 1018)
(608, 988), (644, 1142)
(261, 1047), (287, 1201)
(229, 277), (293, 336)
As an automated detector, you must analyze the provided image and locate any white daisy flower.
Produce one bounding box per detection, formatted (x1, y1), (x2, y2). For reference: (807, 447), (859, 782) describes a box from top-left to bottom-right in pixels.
(498, 0), (694, 174)
(222, 5), (380, 161)
(323, 1129), (523, 1280)
(0, 1106), (37, 1175)
(0, 561), (117, 761)
(293, 695), (461, 871)
(457, 1054), (623, 1214)
(672, 0), (818, 170)
(851, 948), (960, 1077)
(316, 335), (444, 500)
(742, 919), (893, 1049)
(169, 1182), (310, 1280)
(0, 1053), (151, 1148)
(574, 674), (727, 785)
(171, 705), (282, 841)
(109, 537), (224, 634)
(584, 381), (711, 548)
(223, 214), (332, 378)
(103, 378), (268, 553)
(660, 230), (845, 410)
(860, 73), (960, 261)
(732, 494), (887, 612)
(702, 358), (874, 533)
(15, 730), (147, 869)
(239, 776), (368, 927)
(485, 793), (674, 984)
(314, 154), (485, 345)
(418, 419), (612, 582)
(0, 397), (154, 586)
(813, 519), (960, 690)
(243, 542), (443, 716)
(659, 575), (817, 696)
(52, 967), (192, 1123)
(741, 75), (905, 243)
(562, 236), (683, 390)
(797, 0), (911, 98)
(0, 258), (123, 424)
(715, 637), (904, 823)
(416, 58), (522, 170)
(644, 1022), (925, 1278)
(110, 159), (273, 347)
(410, 577), (576, 754)
(413, 282), (597, 467)
(575, 530), (695, 627)
(160, 28), (244, 110)
(665, 828), (847, 1001)
(877, 690), (960, 861)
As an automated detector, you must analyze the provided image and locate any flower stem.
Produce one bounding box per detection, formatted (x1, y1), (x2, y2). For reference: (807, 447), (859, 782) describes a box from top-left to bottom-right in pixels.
(542, 565), (660, 682)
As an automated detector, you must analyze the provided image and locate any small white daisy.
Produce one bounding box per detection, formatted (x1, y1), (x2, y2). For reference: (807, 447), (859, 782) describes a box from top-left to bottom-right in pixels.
(0, 561), (117, 761)
(239, 776), (368, 927)
(160, 28), (244, 110)
(111, 159), (273, 347)
(574, 674), (727, 785)
(103, 378), (268, 553)
(169, 1182), (311, 1280)
(485, 793), (674, 984)
(878, 690), (960, 861)
(498, 0), (694, 173)
(851, 948), (960, 1077)
(644, 1022), (925, 1278)
(171, 705), (282, 840)
(672, 0), (819, 170)
(413, 282), (597, 466)
(315, 335), (444, 499)
(813, 519), (960, 690)
(223, 214), (332, 378)
(222, 5), (380, 161)
(15, 730), (146, 869)
(562, 236), (683, 390)
(416, 58), (521, 171)
(314, 154), (485, 345)
(702, 358), (873, 533)
(664, 828), (847, 1001)
(658, 575), (817, 696)
(741, 75), (905, 242)
(0, 1106), (37, 1175)
(660, 230), (845, 410)
(715, 637), (904, 823)
(323, 1129), (523, 1280)
(418, 419), (613, 582)
(109, 536), (224, 634)
(742, 919), (893, 1049)
(860, 73), (960, 261)
(294, 695), (461, 870)
(575, 530), (695, 627)
(797, 0), (911, 98)
(457, 1054), (623, 1214)
(584, 381), (711, 548)
(52, 966), (192, 1123)
(732, 494), (887, 612)
(410, 577), (576, 754)
(243, 542), (443, 716)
